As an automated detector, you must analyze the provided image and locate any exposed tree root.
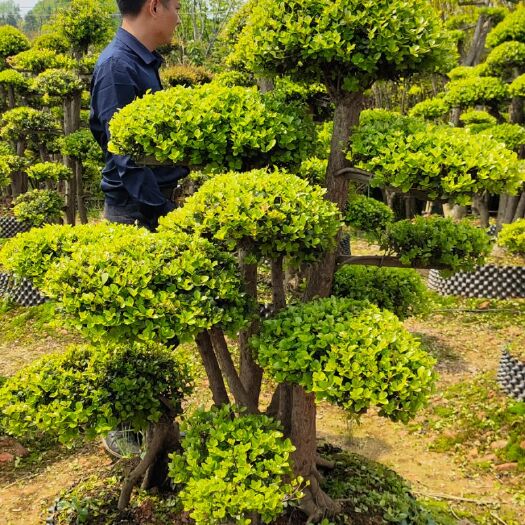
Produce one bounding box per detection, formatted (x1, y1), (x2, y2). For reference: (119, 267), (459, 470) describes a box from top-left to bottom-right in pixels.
(300, 472), (342, 524)
(118, 416), (178, 511)
(315, 455), (335, 470)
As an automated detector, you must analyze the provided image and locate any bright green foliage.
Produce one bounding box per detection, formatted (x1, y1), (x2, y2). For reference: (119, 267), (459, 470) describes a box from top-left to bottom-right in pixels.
(32, 32), (69, 53)
(498, 219), (525, 255)
(485, 41), (525, 76)
(42, 228), (250, 343)
(158, 170), (341, 263)
(509, 73), (525, 97)
(0, 154), (26, 187)
(0, 25), (29, 60)
(32, 68), (83, 98)
(160, 64), (213, 87)
(12, 189), (64, 227)
(297, 157), (327, 185)
(486, 7), (525, 48)
(272, 76), (330, 115)
(383, 216), (491, 273)
(0, 223), (134, 286)
(252, 297), (436, 422)
(332, 266), (429, 320)
(168, 405), (299, 525)
(447, 63), (487, 80)
(478, 123), (525, 152)
(460, 109), (497, 127)
(60, 128), (102, 161)
(53, 0), (113, 55)
(77, 54), (97, 76)
(7, 49), (74, 74)
(344, 194), (394, 240)
(444, 76), (508, 108)
(26, 161), (72, 183)
(408, 97), (449, 120)
(109, 85), (314, 171)
(211, 70), (255, 88)
(0, 69), (27, 88)
(232, 0), (455, 94)
(0, 106), (60, 147)
(351, 110), (525, 204)
(0, 342), (193, 443)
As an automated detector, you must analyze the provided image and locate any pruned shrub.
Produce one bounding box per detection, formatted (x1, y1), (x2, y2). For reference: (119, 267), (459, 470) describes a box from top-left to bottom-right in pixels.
(7, 49), (74, 74)
(12, 189), (64, 227)
(32, 68), (84, 98)
(160, 64), (213, 87)
(0, 341), (193, 443)
(383, 216), (491, 273)
(333, 266), (429, 320)
(252, 297), (436, 422)
(344, 195), (394, 240)
(498, 219), (525, 255)
(444, 76), (508, 108)
(485, 41), (525, 76)
(487, 7), (525, 48)
(297, 157), (327, 185)
(27, 162), (72, 183)
(158, 170), (341, 263)
(108, 85), (315, 171)
(408, 97), (449, 120)
(169, 405), (299, 525)
(0, 25), (30, 60)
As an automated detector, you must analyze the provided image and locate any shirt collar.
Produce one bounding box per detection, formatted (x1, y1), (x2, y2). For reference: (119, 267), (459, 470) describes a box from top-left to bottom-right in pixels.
(115, 27), (163, 67)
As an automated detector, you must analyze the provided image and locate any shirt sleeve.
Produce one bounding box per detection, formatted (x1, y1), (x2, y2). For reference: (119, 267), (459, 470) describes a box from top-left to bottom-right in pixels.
(95, 57), (172, 213)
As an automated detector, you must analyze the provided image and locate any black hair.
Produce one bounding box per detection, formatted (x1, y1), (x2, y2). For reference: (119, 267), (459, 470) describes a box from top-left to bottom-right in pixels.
(116, 0), (148, 17)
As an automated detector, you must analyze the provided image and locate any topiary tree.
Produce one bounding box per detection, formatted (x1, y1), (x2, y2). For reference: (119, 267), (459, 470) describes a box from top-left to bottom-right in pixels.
(0, 341), (194, 510)
(0, 106), (60, 196)
(498, 218), (525, 255)
(32, 68), (86, 224)
(0, 25), (29, 68)
(26, 161), (72, 188)
(12, 188), (64, 227)
(7, 48), (74, 74)
(0, 69), (28, 109)
(160, 64), (213, 87)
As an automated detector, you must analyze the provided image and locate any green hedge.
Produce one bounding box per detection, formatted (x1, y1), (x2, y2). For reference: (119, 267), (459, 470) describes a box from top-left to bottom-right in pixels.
(333, 266), (429, 320)
(498, 219), (525, 255)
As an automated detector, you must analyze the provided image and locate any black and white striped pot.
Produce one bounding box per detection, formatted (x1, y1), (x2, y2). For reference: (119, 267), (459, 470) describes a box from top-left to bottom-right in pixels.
(0, 216), (29, 238)
(0, 272), (47, 307)
(428, 265), (525, 299)
(498, 351), (525, 402)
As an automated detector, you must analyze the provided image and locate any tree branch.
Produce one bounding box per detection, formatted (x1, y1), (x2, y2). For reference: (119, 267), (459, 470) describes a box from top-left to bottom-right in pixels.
(208, 327), (258, 413)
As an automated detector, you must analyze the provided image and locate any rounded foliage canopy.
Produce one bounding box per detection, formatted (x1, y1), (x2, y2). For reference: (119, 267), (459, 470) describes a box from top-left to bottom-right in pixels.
(0, 342), (193, 443)
(0, 25), (29, 60)
(485, 41), (525, 76)
(32, 68), (84, 98)
(252, 297), (436, 423)
(333, 266), (429, 320)
(26, 161), (72, 183)
(13, 189), (64, 228)
(7, 49), (74, 74)
(233, 0), (455, 95)
(487, 7), (525, 48)
(498, 219), (525, 255)
(169, 405), (298, 525)
(108, 85), (314, 171)
(351, 110), (524, 204)
(158, 170), (341, 263)
(0, 69), (28, 89)
(443, 76), (508, 108)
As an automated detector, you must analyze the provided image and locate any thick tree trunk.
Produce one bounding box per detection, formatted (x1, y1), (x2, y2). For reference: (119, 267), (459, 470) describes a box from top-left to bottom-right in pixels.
(7, 85), (15, 109)
(63, 94), (82, 225)
(10, 141), (27, 197)
(304, 92), (364, 300)
(513, 191), (525, 221)
(463, 13), (492, 67)
(238, 248), (263, 409)
(442, 203), (466, 220)
(510, 96), (524, 125)
(473, 192), (490, 228)
(195, 330), (230, 406)
(75, 161), (88, 224)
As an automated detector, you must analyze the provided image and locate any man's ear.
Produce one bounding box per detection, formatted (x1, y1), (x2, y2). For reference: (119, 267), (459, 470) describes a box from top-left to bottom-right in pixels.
(149, 0), (159, 16)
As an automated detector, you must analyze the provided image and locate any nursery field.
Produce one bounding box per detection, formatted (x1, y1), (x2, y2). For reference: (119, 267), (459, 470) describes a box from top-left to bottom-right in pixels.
(1, 238), (524, 525)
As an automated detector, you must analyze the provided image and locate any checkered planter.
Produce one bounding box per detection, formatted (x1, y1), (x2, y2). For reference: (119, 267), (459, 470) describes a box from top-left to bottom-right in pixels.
(498, 351), (525, 402)
(0, 216), (29, 238)
(0, 272), (47, 307)
(428, 265), (525, 299)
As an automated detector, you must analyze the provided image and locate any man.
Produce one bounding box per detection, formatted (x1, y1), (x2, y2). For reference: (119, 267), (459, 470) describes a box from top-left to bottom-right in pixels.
(90, 0), (188, 231)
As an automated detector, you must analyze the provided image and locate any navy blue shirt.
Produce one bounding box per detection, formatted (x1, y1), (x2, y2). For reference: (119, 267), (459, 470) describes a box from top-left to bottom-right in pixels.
(90, 27), (188, 216)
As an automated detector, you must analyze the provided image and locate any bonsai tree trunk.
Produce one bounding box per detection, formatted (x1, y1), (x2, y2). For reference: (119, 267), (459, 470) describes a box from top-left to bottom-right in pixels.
(513, 190), (525, 221)
(463, 12), (493, 67)
(6, 85), (15, 109)
(293, 91), (363, 521)
(473, 192), (490, 228)
(63, 93), (82, 225)
(74, 160), (88, 224)
(10, 141), (27, 197)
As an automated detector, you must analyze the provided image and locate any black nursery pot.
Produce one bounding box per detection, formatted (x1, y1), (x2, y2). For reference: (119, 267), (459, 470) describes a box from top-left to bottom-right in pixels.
(428, 265), (525, 299)
(0, 272), (47, 307)
(0, 216), (30, 238)
(498, 350), (525, 402)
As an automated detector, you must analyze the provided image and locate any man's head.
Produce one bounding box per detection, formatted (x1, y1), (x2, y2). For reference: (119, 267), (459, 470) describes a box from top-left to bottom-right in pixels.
(118, 0), (181, 48)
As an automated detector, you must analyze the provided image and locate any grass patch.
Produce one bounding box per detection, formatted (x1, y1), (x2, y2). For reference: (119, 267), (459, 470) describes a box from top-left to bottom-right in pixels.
(411, 373), (525, 473)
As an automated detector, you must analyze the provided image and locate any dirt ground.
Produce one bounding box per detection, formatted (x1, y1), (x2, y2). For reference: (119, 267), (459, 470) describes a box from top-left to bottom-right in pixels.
(1, 297), (524, 524)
